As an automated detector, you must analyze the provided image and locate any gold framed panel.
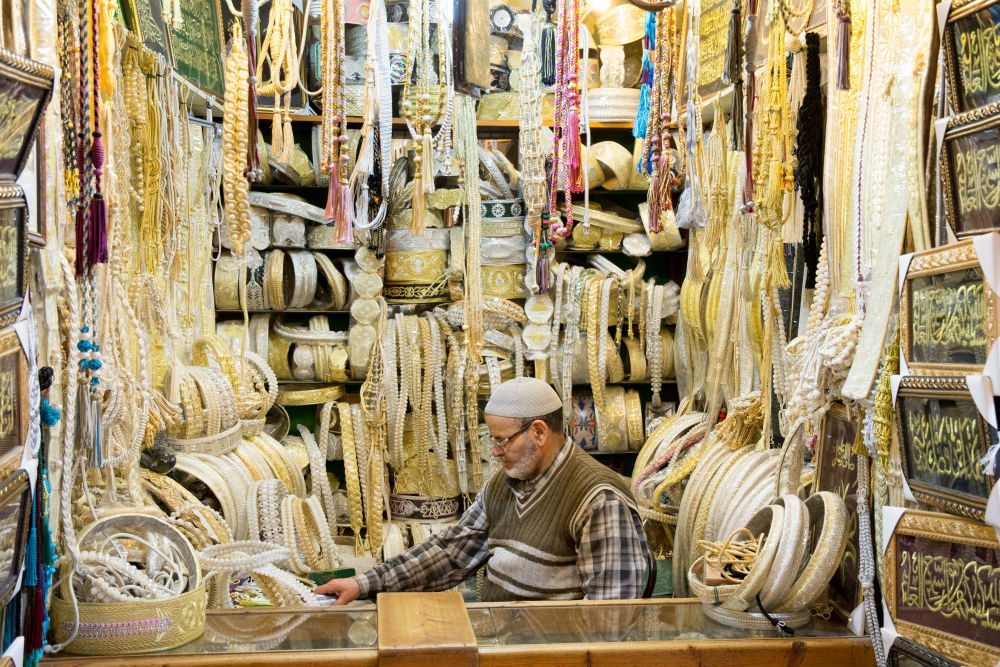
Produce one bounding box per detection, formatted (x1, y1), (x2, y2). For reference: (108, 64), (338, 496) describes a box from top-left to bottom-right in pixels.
(942, 0), (1000, 114)
(884, 509), (999, 667)
(939, 102), (1000, 238)
(814, 403), (861, 620)
(0, 187), (26, 330)
(894, 376), (995, 521)
(170, 0), (226, 99)
(0, 469), (30, 610)
(0, 327), (26, 483)
(118, 0), (174, 66)
(0, 46), (53, 182)
(899, 239), (998, 375)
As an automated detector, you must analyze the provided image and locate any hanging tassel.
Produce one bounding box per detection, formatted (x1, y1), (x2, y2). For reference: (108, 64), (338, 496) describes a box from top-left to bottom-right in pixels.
(337, 176), (354, 244)
(633, 79), (651, 140)
(731, 80), (744, 151)
(88, 131), (108, 266)
(421, 132), (435, 200)
(723, 0), (742, 85)
(566, 110), (582, 192)
(633, 13), (656, 140)
(323, 162), (340, 227)
(835, 2), (851, 90)
(540, 20), (556, 86)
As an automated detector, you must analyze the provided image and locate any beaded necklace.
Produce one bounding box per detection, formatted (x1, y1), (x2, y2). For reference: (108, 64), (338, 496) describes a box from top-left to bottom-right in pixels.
(645, 9), (674, 233)
(519, 14), (551, 292)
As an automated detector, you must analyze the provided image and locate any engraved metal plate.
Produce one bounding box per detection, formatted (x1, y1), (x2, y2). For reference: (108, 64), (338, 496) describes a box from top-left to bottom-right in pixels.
(895, 376), (996, 521)
(885, 509), (1000, 667)
(943, 0), (1000, 113)
(940, 102), (1000, 238)
(814, 403), (861, 620)
(900, 239), (999, 375)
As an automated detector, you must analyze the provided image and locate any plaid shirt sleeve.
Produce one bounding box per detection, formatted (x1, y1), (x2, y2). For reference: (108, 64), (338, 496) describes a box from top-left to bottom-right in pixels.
(354, 493), (490, 599)
(576, 489), (651, 600)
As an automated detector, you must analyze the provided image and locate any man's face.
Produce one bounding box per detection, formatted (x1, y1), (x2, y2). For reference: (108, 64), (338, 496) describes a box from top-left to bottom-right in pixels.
(484, 414), (545, 480)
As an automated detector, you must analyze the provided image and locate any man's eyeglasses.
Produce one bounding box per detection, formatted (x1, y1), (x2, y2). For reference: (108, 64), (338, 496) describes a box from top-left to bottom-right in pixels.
(488, 422), (532, 452)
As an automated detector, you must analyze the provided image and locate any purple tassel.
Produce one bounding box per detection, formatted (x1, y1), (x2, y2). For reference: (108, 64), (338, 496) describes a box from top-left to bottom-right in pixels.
(88, 195), (108, 265)
(836, 16), (851, 90)
(536, 254), (550, 292)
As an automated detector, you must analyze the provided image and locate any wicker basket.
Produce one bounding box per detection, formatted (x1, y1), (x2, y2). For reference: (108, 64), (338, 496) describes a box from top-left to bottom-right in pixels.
(51, 583), (206, 656)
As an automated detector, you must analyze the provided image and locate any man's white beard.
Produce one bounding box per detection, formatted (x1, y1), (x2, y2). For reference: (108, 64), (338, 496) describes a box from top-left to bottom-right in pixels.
(504, 439), (543, 480)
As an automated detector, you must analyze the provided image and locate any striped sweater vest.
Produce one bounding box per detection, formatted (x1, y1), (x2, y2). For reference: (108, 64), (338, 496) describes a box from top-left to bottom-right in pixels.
(480, 444), (636, 601)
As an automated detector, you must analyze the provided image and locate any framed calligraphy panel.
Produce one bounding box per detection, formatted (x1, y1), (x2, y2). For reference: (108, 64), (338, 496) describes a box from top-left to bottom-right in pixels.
(0, 469), (29, 609)
(0, 328), (25, 483)
(0, 47), (53, 182)
(940, 102), (1000, 238)
(814, 403), (861, 620)
(943, 0), (1000, 113)
(895, 376), (996, 521)
(0, 190), (25, 330)
(119, 0), (174, 66)
(900, 239), (998, 375)
(170, 0), (225, 99)
(885, 510), (1000, 667)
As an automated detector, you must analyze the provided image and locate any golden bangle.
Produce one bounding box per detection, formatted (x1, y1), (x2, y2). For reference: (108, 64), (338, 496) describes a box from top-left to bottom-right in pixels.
(252, 434), (307, 497)
(600, 386), (629, 452)
(623, 336), (647, 381)
(265, 249), (293, 311)
(661, 327), (675, 379)
(192, 336), (240, 392)
(313, 252), (347, 310)
(275, 383), (346, 406)
(268, 334), (295, 380)
(214, 253), (241, 310)
(625, 389), (644, 450)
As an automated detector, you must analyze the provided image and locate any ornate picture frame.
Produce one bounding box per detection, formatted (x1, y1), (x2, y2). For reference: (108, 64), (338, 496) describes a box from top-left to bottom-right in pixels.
(814, 403), (861, 620)
(889, 637), (962, 667)
(16, 127), (43, 246)
(899, 239), (998, 375)
(119, 0), (174, 66)
(170, 0), (226, 99)
(0, 469), (30, 610)
(0, 46), (53, 182)
(0, 327), (26, 484)
(884, 509), (999, 667)
(894, 376), (995, 521)
(942, 0), (1000, 113)
(940, 102), (1000, 238)
(0, 188), (26, 330)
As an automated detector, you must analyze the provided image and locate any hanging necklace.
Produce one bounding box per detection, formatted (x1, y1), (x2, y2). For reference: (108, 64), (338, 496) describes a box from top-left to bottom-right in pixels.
(545, 0), (582, 243)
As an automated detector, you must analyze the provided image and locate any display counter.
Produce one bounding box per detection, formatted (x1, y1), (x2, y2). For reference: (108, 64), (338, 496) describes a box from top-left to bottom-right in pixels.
(43, 594), (874, 667)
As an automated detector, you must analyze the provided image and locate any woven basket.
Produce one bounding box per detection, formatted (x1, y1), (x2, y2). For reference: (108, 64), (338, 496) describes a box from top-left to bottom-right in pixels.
(51, 583), (206, 656)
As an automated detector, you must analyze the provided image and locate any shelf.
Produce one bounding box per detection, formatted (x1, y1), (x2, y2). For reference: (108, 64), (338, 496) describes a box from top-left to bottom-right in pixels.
(217, 310), (350, 315)
(258, 112), (636, 132)
(555, 248), (687, 255)
(572, 380), (677, 386)
(586, 450), (640, 457)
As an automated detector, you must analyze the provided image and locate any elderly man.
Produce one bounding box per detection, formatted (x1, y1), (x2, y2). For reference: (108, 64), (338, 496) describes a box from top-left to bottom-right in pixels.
(316, 377), (651, 603)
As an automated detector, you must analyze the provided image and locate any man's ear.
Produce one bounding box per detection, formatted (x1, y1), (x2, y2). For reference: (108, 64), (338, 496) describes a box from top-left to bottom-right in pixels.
(532, 418), (548, 440)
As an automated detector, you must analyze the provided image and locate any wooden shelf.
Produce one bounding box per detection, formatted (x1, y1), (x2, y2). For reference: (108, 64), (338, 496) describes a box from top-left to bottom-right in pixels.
(258, 112), (635, 132)
(555, 248), (687, 255)
(216, 309), (350, 315)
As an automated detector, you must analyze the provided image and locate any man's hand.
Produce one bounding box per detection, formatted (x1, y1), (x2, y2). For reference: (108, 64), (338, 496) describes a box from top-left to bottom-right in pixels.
(314, 576), (361, 605)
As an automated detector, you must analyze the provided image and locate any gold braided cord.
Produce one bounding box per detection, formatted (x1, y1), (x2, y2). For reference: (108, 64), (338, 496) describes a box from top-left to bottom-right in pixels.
(361, 300), (388, 555)
(222, 21), (251, 257)
(338, 402), (365, 555)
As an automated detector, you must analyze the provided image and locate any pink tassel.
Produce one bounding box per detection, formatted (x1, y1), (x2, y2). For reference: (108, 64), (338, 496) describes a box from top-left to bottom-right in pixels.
(325, 163), (339, 224)
(336, 182), (353, 244)
(566, 110), (582, 192)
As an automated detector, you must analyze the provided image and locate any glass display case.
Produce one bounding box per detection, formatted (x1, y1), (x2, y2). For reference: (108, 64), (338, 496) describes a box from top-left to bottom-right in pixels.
(43, 597), (873, 667)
